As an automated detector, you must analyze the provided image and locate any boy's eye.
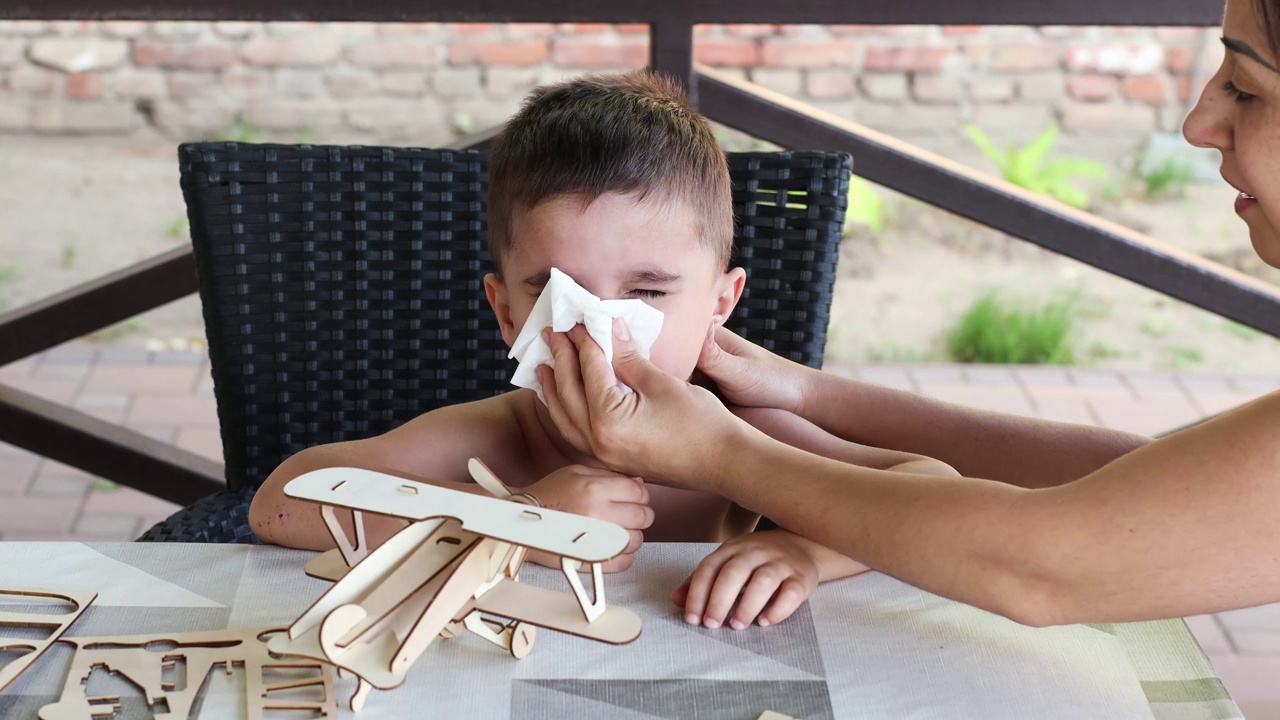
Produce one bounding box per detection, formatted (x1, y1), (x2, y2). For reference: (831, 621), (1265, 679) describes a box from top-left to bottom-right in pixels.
(1224, 79), (1257, 104)
(629, 289), (667, 299)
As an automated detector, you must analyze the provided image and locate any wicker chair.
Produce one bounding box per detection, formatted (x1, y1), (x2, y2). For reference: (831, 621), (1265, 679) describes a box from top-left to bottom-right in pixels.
(138, 143), (850, 542)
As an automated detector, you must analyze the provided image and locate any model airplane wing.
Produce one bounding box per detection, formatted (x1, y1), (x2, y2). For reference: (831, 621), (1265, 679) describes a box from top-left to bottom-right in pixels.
(284, 467), (630, 563)
(469, 578), (641, 645)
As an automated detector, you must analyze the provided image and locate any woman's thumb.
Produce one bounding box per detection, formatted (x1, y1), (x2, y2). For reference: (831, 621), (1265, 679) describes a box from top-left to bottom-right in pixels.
(608, 317), (659, 389)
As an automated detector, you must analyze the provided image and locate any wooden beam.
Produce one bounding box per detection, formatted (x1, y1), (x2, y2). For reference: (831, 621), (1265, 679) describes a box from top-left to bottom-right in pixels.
(0, 383), (225, 505)
(0, 0), (1225, 26)
(0, 246), (197, 368)
(696, 66), (1280, 338)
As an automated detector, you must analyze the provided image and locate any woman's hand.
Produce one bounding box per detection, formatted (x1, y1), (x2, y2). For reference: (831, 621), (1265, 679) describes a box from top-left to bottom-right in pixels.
(696, 326), (815, 415)
(537, 320), (750, 490)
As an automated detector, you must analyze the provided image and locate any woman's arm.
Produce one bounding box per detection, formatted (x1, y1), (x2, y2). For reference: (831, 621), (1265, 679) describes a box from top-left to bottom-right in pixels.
(706, 391), (1280, 625)
(697, 326), (1148, 488)
(541, 320), (1280, 625)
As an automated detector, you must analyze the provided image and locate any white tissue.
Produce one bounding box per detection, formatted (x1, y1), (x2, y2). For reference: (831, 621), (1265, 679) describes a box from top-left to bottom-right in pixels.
(509, 268), (664, 403)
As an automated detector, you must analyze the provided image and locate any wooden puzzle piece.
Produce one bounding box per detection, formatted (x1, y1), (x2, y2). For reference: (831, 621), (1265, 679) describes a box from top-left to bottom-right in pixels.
(275, 463), (642, 712)
(285, 466), (630, 563)
(38, 627), (336, 720)
(0, 587), (96, 694)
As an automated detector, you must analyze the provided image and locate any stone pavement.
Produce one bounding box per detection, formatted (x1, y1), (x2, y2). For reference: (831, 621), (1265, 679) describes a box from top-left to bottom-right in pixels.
(0, 344), (1277, 717)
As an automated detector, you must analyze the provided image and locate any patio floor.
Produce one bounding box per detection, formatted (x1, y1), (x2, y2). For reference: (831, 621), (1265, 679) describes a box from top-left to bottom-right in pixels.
(1, 344), (1276, 717)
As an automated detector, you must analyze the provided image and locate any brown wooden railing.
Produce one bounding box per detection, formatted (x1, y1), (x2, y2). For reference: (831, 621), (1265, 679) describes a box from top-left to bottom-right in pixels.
(2, 0), (1266, 506)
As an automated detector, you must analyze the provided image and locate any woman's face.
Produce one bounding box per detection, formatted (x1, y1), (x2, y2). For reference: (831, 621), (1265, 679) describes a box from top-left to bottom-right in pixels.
(1183, 0), (1280, 266)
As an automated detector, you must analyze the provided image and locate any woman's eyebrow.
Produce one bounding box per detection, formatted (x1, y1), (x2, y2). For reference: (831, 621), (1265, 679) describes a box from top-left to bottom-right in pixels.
(1222, 36), (1280, 72)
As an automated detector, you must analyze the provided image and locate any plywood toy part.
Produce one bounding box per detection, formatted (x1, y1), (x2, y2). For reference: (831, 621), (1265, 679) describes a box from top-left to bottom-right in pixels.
(38, 626), (337, 720)
(0, 587), (96, 694)
(273, 462), (643, 711)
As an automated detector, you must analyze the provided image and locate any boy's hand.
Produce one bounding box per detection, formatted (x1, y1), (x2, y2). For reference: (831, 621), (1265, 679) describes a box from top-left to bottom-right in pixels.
(524, 464), (654, 572)
(674, 530), (821, 630)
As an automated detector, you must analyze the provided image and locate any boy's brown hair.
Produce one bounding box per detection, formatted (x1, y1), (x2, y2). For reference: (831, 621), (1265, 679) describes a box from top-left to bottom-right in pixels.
(488, 70), (734, 273)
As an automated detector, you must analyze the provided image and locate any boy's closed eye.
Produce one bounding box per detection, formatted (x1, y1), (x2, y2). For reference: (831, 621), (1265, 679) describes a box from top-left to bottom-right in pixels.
(628, 289), (668, 299)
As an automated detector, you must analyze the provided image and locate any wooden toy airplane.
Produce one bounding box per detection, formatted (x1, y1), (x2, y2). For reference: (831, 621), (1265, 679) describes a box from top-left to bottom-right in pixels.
(268, 463), (643, 711)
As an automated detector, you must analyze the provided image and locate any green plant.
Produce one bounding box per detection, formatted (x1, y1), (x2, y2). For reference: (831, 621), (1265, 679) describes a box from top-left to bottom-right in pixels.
(165, 216), (190, 239)
(946, 291), (1077, 365)
(1164, 345), (1205, 369)
(1225, 320), (1263, 342)
(454, 112), (476, 135)
(61, 242), (78, 269)
(90, 478), (119, 492)
(843, 176), (886, 234)
(294, 125), (318, 145)
(1137, 157), (1194, 201)
(966, 124), (1107, 208)
(216, 120), (261, 144)
(1086, 340), (1125, 360)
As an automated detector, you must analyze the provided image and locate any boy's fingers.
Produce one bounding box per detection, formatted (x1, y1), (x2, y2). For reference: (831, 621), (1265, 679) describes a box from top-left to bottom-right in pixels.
(730, 571), (784, 631)
(623, 529), (644, 556)
(682, 551), (733, 625)
(701, 557), (756, 629)
(759, 579), (809, 627)
(610, 501), (655, 531)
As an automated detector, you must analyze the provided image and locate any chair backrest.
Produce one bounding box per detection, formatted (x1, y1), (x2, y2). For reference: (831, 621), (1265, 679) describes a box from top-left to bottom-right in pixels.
(179, 143), (849, 490)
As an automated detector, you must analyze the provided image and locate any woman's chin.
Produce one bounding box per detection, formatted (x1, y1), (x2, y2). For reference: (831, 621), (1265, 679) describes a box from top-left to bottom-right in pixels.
(1247, 221), (1280, 270)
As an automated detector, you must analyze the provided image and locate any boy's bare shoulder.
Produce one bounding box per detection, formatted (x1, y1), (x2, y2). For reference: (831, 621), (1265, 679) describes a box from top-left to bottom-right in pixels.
(357, 391), (532, 484)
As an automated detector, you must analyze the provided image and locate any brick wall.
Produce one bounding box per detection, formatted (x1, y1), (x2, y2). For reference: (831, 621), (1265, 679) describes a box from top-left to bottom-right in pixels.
(0, 20), (1222, 161)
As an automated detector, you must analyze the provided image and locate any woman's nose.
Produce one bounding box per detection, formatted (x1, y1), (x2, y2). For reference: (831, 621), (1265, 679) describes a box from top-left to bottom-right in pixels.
(1182, 69), (1234, 152)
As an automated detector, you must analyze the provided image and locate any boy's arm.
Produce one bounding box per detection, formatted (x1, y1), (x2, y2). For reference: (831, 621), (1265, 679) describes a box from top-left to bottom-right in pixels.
(733, 406), (958, 477)
(249, 400), (524, 550)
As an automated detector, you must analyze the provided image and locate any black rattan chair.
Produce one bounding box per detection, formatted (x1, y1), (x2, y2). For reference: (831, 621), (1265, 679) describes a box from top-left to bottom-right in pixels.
(138, 143), (850, 542)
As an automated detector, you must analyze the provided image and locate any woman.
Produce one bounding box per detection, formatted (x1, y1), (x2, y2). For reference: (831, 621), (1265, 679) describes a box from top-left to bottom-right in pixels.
(537, 0), (1280, 627)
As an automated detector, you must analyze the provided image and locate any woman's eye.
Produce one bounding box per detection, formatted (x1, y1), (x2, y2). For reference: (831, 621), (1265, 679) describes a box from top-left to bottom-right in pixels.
(1224, 79), (1257, 104)
(629, 289), (667, 299)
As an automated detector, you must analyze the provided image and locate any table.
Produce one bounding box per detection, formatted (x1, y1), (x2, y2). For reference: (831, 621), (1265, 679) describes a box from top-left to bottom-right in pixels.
(0, 542), (1240, 719)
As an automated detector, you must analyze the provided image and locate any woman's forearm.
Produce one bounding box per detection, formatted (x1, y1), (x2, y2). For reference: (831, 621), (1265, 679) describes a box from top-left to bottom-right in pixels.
(800, 371), (1149, 488)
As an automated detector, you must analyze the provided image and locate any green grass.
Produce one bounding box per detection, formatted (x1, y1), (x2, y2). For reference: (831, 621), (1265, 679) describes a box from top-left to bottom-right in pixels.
(1137, 157), (1194, 201)
(1225, 320), (1263, 342)
(215, 120), (261, 144)
(966, 124), (1107, 208)
(946, 292), (1077, 365)
(165, 216), (190, 239)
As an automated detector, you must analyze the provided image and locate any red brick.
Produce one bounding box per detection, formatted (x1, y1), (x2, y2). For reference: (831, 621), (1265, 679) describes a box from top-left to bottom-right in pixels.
(0, 40), (21, 69)
(1166, 46), (1194, 74)
(806, 68), (856, 98)
(864, 45), (950, 72)
(449, 23), (493, 35)
(241, 36), (342, 67)
(1155, 26), (1202, 42)
(693, 38), (760, 67)
(616, 24), (649, 35)
(1123, 74), (1168, 104)
(450, 39), (550, 66)
(133, 40), (237, 70)
(694, 24), (718, 37)
(1177, 75), (1197, 103)
(349, 39), (442, 68)
(552, 36), (648, 68)
(827, 25), (877, 35)
(1067, 74), (1118, 101)
(989, 43), (1061, 72)
(726, 24), (778, 37)
(377, 22), (440, 36)
(559, 23), (610, 34)
(506, 23), (557, 39)
(1066, 44), (1164, 74)
(166, 70), (219, 100)
(65, 72), (105, 100)
(942, 25), (984, 36)
(760, 39), (858, 68)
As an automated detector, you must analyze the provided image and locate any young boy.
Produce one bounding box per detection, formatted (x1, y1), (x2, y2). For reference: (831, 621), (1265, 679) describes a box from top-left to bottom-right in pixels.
(250, 70), (956, 631)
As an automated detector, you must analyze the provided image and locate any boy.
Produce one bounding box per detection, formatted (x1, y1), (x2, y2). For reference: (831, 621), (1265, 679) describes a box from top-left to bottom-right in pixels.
(250, 70), (956, 630)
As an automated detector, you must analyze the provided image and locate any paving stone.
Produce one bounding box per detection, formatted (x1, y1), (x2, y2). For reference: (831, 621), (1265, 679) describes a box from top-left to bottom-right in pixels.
(27, 467), (93, 498)
(41, 345), (100, 363)
(0, 358), (37, 380)
(1088, 394), (1200, 436)
(1204, 653), (1280, 702)
(1069, 369), (1128, 389)
(31, 360), (92, 381)
(1185, 614), (1234, 653)
(125, 425), (179, 443)
(74, 514), (141, 539)
(176, 426), (224, 463)
(0, 496), (82, 532)
(150, 351), (206, 366)
(85, 364), (201, 394)
(1, 377), (80, 405)
(908, 366), (965, 385)
(81, 486), (180, 517)
(127, 396), (218, 426)
(960, 367), (1017, 385)
(1029, 399), (1097, 425)
(0, 456), (40, 495)
(855, 366), (917, 392)
(1123, 371), (1184, 397)
(95, 348), (152, 365)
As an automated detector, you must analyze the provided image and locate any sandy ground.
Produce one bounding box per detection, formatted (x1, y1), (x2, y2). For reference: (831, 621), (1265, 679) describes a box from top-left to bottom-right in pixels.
(2, 134), (1279, 372)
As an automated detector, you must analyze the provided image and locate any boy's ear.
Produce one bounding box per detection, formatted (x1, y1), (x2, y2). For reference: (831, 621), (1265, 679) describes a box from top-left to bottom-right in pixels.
(711, 267), (747, 326)
(483, 273), (519, 347)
